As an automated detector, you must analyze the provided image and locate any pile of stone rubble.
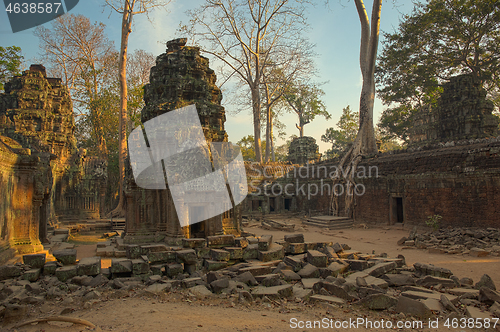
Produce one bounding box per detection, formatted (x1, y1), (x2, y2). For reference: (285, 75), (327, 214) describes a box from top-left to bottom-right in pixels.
(398, 227), (500, 256)
(1, 233), (500, 325)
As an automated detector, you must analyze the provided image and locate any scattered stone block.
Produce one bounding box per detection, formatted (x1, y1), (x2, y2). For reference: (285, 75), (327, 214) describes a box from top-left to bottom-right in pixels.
(210, 249), (230, 261)
(252, 284), (293, 298)
(239, 265), (272, 277)
(165, 263), (184, 278)
(77, 257), (101, 276)
(362, 293), (398, 310)
(363, 262), (396, 277)
(189, 285), (214, 298)
(182, 238), (206, 249)
(470, 248), (489, 257)
(479, 287), (500, 305)
(306, 250), (328, 267)
(43, 261), (58, 275)
(234, 237), (249, 248)
(281, 270), (301, 282)
(132, 259), (150, 275)
(204, 260), (227, 271)
(148, 251), (176, 264)
(23, 268), (41, 282)
(146, 283), (171, 294)
(22, 253), (46, 269)
(416, 275), (457, 288)
(242, 244), (259, 260)
(287, 243), (307, 254)
(346, 259), (368, 271)
(207, 235), (235, 248)
(196, 247), (211, 259)
(176, 249), (198, 264)
(260, 274), (280, 287)
(226, 247), (243, 260)
(284, 255), (305, 272)
(126, 245), (142, 259)
(401, 290), (458, 305)
(0, 265), (22, 280)
(309, 294), (344, 305)
(396, 296), (433, 318)
(474, 274), (496, 291)
(381, 274), (415, 287)
(110, 259), (132, 274)
(182, 277), (202, 288)
(440, 294), (459, 313)
(413, 262), (453, 278)
(284, 234), (304, 243)
(55, 265), (77, 282)
(301, 278), (321, 289)
(258, 246), (284, 262)
(326, 262), (348, 277)
(297, 263), (319, 278)
(465, 305), (495, 319)
(332, 242), (343, 253)
(234, 271), (258, 286)
(53, 249), (77, 265)
(258, 235), (273, 251)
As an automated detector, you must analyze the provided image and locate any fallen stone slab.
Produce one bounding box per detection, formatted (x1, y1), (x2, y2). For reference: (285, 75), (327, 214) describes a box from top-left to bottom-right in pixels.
(210, 249), (230, 261)
(165, 263), (184, 278)
(416, 275), (457, 288)
(110, 259), (132, 274)
(337, 250), (361, 259)
(293, 286), (312, 300)
(23, 269), (41, 282)
(318, 282), (358, 301)
(258, 235), (273, 251)
(281, 270), (301, 282)
(287, 243), (307, 254)
(77, 257), (101, 276)
(148, 251), (176, 264)
(301, 278), (321, 289)
(395, 296), (433, 318)
(381, 273), (415, 287)
(284, 234), (304, 243)
(207, 235), (235, 248)
(204, 260), (228, 271)
(283, 255), (305, 272)
(252, 284), (293, 298)
(363, 262), (396, 278)
(474, 274), (496, 291)
(447, 288), (479, 297)
(465, 305), (496, 319)
(234, 271), (258, 286)
(234, 237), (249, 248)
(440, 294), (459, 313)
(326, 262), (348, 276)
(258, 246), (284, 262)
(469, 248), (489, 257)
(176, 249), (198, 264)
(479, 287), (500, 305)
(239, 265), (273, 277)
(182, 277), (203, 289)
(362, 293), (398, 310)
(401, 290), (458, 305)
(226, 247), (243, 260)
(131, 259), (149, 275)
(309, 294), (345, 305)
(182, 238), (206, 249)
(22, 253), (46, 269)
(189, 285), (214, 298)
(306, 250), (328, 268)
(55, 266), (77, 282)
(43, 261), (59, 275)
(242, 244), (259, 260)
(297, 263), (320, 279)
(346, 259), (368, 271)
(53, 249), (77, 265)
(413, 262), (453, 278)
(261, 274), (280, 287)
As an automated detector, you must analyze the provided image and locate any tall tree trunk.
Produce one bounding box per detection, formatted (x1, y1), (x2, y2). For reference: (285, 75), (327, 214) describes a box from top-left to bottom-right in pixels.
(264, 82), (271, 163)
(330, 0), (381, 217)
(270, 110), (275, 162)
(110, 0), (133, 217)
(251, 84), (262, 163)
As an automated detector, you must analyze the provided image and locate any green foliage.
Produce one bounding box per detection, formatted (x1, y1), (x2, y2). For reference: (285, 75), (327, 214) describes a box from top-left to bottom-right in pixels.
(237, 135), (266, 162)
(284, 82), (330, 137)
(426, 214), (442, 231)
(321, 105), (359, 159)
(376, 0), (500, 141)
(0, 46), (23, 92)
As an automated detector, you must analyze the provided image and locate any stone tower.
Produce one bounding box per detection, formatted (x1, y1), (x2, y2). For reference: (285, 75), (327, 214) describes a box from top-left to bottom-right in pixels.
(124, 39), (241, 244)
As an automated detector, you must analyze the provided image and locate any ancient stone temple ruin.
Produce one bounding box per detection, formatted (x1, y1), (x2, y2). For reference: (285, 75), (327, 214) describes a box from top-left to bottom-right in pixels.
(250, 75), (500, 229)
(0, 65), (107, 262)
(288, 136), (321, 165)
(410, 74), (498, 144)
(124, 38), (241, 244)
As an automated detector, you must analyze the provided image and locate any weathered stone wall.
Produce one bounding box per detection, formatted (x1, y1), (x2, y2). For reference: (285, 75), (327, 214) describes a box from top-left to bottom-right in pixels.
(0, 65), (108, 262)
(124, 39), (240, 244)
(410, 74), (499, 144)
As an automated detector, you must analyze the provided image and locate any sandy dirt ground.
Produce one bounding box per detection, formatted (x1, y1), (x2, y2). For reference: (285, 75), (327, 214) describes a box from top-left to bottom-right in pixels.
(4, 218), (500, 332)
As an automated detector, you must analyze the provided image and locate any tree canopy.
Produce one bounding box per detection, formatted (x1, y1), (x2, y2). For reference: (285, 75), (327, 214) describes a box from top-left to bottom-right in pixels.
(376, 0), (500, 142)
(321, 105), (358, 159)
(0, 46), (23, 92)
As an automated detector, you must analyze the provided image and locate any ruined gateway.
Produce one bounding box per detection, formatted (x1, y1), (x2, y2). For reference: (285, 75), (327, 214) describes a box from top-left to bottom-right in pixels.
(0, 65), (107, 263)
(123, 39), (242, 244)
(244, 74), (500, 229)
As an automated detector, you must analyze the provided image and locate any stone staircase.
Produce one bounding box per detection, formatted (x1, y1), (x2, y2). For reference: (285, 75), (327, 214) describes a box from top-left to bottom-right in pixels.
(303, 215), (354, 230)
(111, 218), (126, 231)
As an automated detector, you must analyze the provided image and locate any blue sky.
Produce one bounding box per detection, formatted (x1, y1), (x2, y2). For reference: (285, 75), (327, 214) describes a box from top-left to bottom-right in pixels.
(0, 0), (415, 153)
